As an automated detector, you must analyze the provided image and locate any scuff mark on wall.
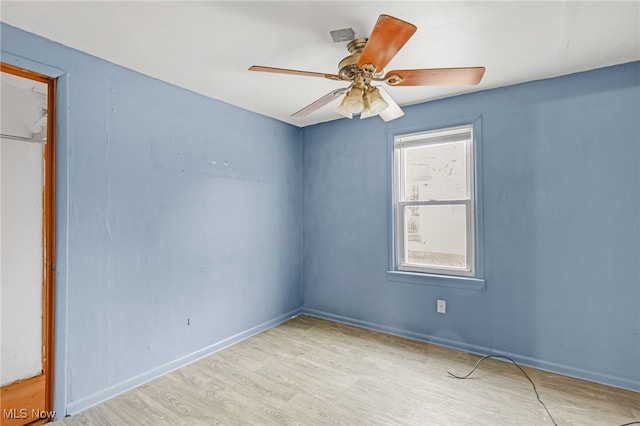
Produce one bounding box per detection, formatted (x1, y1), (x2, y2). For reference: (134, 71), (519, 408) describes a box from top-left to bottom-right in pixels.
(149, 136), (262, 182)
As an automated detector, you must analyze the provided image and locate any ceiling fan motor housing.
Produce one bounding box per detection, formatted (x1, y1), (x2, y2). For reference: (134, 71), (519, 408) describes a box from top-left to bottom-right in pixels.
(338, 38), (368, 80)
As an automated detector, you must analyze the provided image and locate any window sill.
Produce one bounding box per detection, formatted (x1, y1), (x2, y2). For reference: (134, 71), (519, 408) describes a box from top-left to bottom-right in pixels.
(386, 270), (486, 291)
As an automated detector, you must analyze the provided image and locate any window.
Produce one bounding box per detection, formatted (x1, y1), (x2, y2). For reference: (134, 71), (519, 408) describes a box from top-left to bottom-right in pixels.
(393, 124), (476, 277)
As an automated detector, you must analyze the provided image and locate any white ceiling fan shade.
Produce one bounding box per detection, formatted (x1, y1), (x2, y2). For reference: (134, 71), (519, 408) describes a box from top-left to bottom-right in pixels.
(335, 85), (365, 119)
(377, 86), (404, 122)
(361, 86), (389, 119)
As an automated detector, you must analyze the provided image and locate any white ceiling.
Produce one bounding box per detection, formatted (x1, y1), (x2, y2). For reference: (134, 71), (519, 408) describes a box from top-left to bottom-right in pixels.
(2, 1), (639, 127)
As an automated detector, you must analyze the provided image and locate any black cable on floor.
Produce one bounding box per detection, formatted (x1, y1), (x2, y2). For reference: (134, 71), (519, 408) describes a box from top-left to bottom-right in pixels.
(447, 354), (639, 426)
(447, 354), (558, 426)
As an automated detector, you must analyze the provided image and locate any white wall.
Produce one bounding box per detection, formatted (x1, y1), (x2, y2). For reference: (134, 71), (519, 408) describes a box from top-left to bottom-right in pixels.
(0, 73), (47, 386)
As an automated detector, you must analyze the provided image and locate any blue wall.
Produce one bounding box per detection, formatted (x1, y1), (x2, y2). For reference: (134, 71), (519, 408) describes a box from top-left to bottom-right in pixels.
(302, 62), (640, 391)
(1, 23), (303, 415)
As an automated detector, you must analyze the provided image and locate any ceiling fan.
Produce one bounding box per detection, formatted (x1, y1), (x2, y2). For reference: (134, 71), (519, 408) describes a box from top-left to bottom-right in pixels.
(249, 14), (485, 122)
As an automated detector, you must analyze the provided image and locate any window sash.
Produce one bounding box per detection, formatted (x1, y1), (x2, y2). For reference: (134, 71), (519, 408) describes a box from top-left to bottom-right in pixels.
(394, 125), (472, 149)
(396, 200), (475, 276)
(397, 200), (469, 207)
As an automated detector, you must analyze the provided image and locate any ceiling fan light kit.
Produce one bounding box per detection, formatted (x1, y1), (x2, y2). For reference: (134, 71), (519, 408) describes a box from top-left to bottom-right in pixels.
(335, 74), (389, 119)
(361, 86), (389, 119)
(249, 14), (485, 122)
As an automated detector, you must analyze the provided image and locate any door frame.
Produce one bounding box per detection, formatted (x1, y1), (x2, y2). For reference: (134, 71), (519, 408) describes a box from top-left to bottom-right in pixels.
(0, 62), (56, 422)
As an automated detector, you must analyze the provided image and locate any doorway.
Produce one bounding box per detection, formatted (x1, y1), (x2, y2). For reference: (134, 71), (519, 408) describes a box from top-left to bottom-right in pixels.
(0, 63), (56, 425)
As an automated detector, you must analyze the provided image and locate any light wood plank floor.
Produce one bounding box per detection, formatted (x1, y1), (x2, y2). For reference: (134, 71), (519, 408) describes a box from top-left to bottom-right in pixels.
(55, 315), (639, 425)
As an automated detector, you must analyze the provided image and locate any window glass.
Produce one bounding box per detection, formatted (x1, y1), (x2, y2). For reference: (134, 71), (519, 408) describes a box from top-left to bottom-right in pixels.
(402, 204), (468, 270)
(402, 141), (469, 201)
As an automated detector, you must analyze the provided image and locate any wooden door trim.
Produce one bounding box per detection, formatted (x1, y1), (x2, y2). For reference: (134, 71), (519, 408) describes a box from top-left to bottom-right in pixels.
(1, 62), (56, 420)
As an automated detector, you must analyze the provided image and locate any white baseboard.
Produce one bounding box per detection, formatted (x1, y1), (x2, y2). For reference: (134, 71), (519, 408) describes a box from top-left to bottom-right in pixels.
(65, 308), (302, 415)
(301, 307), (640, 393)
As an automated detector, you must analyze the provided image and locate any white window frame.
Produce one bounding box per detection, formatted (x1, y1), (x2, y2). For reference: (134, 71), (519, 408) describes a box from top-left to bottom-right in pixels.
(393, 124), (476, 277)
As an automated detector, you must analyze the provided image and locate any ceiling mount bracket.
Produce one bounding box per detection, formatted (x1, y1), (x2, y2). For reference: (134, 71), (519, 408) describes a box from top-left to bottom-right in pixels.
(330, 28), (355, 43)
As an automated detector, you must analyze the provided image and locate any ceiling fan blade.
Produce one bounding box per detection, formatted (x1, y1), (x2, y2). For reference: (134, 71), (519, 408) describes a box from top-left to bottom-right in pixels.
(357, 15), (417, 73)
(249, 65), (345, 81)
(377, 86), (404, 122)
(384, 67), (486, 86)
(291, 87), (348, 117)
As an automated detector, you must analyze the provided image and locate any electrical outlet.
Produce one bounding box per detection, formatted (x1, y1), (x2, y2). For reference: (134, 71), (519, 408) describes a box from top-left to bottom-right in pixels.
(437, 299), (447, 314)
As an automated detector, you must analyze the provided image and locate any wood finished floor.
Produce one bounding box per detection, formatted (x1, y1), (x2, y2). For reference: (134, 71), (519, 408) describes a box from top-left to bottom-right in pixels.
(55, 315), (639, 425)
